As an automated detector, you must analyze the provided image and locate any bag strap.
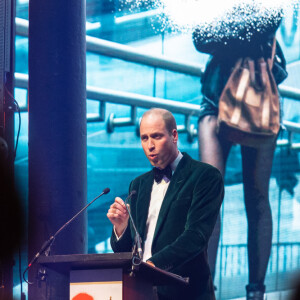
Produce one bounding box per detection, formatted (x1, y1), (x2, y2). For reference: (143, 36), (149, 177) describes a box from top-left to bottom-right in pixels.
(268, 37), (276, 70)
(248, 59), (256, 86)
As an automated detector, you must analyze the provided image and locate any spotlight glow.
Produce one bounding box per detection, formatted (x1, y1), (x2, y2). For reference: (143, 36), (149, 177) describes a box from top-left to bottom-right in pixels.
(120, 0), (299, 38)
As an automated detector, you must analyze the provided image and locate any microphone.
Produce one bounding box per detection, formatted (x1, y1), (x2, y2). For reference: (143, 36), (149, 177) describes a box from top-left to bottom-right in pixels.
(24, 187), (110, 283)
(124, 190), (143, 261)
(49, 187), (110, 242)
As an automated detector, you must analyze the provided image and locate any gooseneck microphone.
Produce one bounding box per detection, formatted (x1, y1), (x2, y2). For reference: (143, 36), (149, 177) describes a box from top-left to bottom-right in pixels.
(124, 190), (143, 261)
(24, 187), (110, 284)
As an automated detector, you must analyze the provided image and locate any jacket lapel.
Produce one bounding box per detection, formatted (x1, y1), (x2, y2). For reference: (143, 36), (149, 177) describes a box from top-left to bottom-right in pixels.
(153, 153), (191, 242)
(136, 172), (153, 241)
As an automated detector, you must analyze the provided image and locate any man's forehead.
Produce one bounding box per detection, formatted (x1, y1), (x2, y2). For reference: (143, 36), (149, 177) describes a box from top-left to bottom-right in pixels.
(141, 113), (165, 127)
(140, 122), (168, 137)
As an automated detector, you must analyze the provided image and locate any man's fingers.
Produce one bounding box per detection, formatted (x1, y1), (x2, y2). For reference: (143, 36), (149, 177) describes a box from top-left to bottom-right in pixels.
(107, 207), (129, 219)
(115, 197), (126, 208)
(107, 197), (129, 227)
(107, 212), (126, 223)
(108, 206), (127, 216)
(109, 204), (125, 215)
(112, 198), (127, 214)
(107, 212), (120, 219)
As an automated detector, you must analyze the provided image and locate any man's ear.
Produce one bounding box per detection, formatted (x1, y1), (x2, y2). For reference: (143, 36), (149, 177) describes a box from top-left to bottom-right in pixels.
(172, 129), (178, 143)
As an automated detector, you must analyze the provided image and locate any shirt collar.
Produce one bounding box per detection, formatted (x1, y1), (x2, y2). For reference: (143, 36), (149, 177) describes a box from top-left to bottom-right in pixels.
(170, 151), (183, 173)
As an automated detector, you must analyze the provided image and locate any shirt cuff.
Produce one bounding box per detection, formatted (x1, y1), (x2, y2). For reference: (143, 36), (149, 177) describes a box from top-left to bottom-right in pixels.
(113, 225), (127, 241)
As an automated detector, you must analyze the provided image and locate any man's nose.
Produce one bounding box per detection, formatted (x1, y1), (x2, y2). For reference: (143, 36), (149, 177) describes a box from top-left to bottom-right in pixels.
(148, 139), (154, 150)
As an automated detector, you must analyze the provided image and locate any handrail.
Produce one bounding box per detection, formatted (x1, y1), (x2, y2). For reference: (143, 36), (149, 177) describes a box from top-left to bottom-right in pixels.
(14, 73), (198, 141)
(16, 9), (160, 33)
(86, 36), (204, 77)
(15, 17), (300, 100)
(115, 9), (160, 24)
(15, 18), (29, 36)
(14, 73), (200, 115)
(14, 73), (300, 149)
(14, 17), (300, 146)
(282, 120), (300, 134)
(14, 73), (300, 117)
(15, 18), (203, 77)
(87, 85), (201, 115)
(278, 85), (300, 101)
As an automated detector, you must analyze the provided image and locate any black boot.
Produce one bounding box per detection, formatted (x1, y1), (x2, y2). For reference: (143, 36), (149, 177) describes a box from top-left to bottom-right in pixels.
(246, 283), (265, 300)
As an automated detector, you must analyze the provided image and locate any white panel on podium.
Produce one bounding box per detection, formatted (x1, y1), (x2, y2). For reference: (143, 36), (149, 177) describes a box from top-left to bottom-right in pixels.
(70, 268), (123, 300)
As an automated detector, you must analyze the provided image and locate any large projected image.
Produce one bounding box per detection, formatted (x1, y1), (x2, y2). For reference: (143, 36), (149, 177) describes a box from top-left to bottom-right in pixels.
(11, 0), (300, 299)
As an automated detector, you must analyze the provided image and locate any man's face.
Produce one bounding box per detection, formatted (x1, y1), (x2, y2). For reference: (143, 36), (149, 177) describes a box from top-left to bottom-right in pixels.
(140, 113), (178, 169)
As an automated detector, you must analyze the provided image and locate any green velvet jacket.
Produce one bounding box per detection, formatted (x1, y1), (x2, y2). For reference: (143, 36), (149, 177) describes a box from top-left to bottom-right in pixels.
(111, 153), (224, 299)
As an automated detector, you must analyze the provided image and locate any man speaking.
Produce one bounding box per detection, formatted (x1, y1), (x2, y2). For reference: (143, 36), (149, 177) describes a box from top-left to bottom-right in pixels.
(107, 108), (224, 299)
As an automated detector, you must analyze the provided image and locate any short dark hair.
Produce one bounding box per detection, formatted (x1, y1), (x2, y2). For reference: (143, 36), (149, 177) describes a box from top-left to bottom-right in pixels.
(142, 108), (177, 135)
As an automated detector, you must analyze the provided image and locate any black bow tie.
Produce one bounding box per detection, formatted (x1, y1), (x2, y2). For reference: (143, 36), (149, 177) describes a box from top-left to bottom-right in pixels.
(153, 165), (172, 183)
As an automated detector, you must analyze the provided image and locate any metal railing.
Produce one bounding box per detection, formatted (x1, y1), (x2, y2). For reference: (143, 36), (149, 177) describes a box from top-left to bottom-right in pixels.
(220, 242), (300, 277)
(15, 17), (204, 76)
(15, 18), (300, 146)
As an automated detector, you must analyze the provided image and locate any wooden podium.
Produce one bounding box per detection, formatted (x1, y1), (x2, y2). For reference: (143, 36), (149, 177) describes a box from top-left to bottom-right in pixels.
(37, 252), (188, 300)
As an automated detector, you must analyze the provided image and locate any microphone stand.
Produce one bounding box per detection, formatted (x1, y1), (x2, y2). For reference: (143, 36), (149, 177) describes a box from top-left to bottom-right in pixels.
(23, 187), (110, 284)
(123, 190), (143, 276)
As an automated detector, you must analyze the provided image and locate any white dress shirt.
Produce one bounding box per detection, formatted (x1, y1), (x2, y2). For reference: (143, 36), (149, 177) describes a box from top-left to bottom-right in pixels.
(114, 152), (183, 262)
(143, 152), (183, 261)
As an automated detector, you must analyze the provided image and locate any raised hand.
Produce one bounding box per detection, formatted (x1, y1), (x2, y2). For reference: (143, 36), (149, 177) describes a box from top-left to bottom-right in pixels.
(107, 197), (129, 237)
